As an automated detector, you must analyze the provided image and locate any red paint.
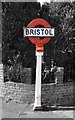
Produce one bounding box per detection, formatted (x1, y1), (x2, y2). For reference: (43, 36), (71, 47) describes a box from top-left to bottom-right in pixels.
(25, 18), (52, 52)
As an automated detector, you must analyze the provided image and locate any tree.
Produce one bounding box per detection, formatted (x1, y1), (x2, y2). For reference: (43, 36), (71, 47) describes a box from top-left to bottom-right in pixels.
(2, 2), (40, 67)
(42, 2), (75, 67)
(2, 2), (75, 82)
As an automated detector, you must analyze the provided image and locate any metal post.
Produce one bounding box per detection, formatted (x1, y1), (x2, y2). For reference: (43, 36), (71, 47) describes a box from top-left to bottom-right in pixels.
(33, 52), (43, 111)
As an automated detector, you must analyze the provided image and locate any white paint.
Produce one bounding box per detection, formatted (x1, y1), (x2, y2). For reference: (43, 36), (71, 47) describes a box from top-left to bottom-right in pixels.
(33, 52), (43, 110)
(24, 28), (54, 37)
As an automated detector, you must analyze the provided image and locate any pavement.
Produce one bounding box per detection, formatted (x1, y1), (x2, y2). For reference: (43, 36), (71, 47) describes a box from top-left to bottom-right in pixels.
(1, 98), (75, 119)
(18, 110), (74, 118)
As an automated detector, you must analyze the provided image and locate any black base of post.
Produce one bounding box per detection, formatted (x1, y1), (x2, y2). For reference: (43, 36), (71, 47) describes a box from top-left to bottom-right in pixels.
(33, 106), (43, 111)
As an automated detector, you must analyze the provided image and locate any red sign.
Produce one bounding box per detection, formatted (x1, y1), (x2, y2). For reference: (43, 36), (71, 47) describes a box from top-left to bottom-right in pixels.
(24, 18), (54, 52)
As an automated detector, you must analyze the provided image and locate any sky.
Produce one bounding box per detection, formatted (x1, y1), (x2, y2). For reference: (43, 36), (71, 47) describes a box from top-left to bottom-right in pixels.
(37, 0), (73, 5)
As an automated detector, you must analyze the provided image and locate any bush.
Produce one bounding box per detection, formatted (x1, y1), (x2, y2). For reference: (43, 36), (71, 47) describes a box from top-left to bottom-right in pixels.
(4, 63), (25, 83)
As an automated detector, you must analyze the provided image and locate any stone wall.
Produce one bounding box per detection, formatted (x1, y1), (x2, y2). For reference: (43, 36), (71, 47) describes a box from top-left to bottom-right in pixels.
(1, 65), (74, 106)
(42, 83), (73, 106)
(2, 81), (73, 106)
(0, 64), (4, 98)
(2, 67), (74, 106)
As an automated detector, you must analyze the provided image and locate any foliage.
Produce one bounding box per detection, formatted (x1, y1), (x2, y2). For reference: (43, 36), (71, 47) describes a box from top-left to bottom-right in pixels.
(2, 2), (40, 67)
(2, 2), (75, 82)
(42, 2), (75, 67)
(4, 63), (26, 82)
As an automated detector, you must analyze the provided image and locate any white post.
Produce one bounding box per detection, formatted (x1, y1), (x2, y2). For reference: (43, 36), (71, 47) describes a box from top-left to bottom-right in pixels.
(33, 52), (43, 111)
